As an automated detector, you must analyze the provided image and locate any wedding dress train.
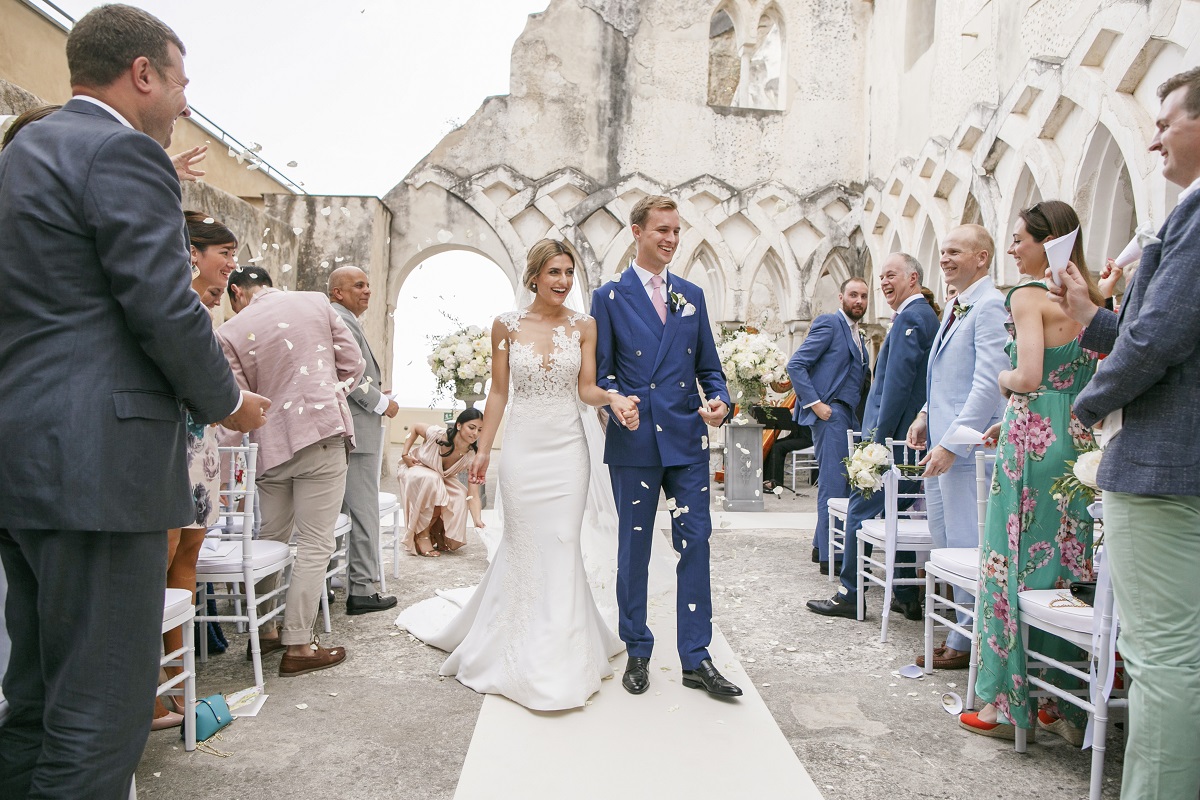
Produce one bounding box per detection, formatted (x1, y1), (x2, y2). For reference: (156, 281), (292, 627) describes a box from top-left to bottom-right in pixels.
(398, 311), (632, 711)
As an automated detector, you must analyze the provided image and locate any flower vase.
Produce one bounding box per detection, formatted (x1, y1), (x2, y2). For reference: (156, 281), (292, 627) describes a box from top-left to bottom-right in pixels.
(454, 380), (485, 409)
(733, 382), (765, 418)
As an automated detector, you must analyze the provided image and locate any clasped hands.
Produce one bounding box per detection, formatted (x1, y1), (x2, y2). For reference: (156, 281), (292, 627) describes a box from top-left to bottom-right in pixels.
(610, 394), (641, 431)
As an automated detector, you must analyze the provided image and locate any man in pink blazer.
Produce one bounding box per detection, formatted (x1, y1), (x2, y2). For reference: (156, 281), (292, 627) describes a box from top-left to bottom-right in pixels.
(219, 268), (365, 677)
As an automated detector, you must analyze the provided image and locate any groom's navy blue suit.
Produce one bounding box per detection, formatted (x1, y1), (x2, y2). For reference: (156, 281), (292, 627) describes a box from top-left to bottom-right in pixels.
(592, 266), (729, 670)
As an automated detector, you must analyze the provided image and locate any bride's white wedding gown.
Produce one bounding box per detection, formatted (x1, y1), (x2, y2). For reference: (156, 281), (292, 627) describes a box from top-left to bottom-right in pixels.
(397, 311), (626, 711)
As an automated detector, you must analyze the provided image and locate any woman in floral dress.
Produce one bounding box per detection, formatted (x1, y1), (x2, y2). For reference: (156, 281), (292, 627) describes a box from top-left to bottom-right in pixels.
(960, 201), (1102, 744)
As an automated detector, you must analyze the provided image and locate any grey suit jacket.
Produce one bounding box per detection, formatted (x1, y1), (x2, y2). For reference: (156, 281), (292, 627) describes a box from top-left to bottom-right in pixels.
(0, 99), (240, 531)
(1075, 188), (1200, 496)
(332, 302), (386, 455)
(924, 278), (1009, 457)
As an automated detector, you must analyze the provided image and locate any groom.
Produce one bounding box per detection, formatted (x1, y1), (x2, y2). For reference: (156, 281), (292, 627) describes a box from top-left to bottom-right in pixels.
(592, 195), (741, 698)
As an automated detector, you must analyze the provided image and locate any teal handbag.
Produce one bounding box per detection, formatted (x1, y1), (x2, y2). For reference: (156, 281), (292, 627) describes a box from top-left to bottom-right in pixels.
(189, 694), (233, 742)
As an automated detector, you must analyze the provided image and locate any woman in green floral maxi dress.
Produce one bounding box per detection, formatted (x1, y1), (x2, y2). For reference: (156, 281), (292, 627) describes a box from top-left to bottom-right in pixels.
(961, 201), (1102, 743)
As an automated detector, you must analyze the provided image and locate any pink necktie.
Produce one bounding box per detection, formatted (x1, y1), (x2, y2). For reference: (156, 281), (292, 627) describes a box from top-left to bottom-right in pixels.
(650, 274), (667, 324)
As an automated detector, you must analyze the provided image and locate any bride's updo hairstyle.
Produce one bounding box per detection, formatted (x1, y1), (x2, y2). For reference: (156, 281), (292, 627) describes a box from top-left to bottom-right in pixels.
(523, 239), (579, 292)
(440, 407), (484, 455)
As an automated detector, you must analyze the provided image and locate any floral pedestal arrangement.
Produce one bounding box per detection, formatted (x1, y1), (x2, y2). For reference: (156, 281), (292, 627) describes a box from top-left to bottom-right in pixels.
(717, 330), (786, 420)
(428, 325), (491, 408)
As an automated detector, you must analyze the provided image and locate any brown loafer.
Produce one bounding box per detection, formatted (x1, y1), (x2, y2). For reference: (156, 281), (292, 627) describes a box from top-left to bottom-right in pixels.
(279, 644), (347, 677)
(916, 645), (970, 670)
(246, 636), (287, 662)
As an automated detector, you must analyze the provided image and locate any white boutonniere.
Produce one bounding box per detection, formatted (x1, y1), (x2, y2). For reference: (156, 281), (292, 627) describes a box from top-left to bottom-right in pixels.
(952, 302), (973, 319)
(668, 289), (695, 316)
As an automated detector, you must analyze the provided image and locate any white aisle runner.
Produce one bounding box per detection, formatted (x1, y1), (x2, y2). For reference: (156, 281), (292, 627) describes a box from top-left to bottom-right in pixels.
(453, 513), (823, 800)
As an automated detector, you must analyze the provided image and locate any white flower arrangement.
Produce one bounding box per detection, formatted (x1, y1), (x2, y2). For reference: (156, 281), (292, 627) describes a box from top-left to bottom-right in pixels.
(427, 325), (491, 400)
(843, 439), (892, 499)
(1072, 449), (1103, 491)
(717, 330), (788, 404)
(1050, 444), (1103, 504)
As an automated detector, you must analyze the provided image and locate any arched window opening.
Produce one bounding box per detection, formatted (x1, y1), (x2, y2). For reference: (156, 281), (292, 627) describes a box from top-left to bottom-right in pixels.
(747, 12), (784, 110)
(708, 9), (740, 107)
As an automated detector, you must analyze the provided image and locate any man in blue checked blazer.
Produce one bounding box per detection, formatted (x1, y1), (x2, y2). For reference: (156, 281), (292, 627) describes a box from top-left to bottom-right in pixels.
(1052, 68), (1200, 800)
(808, 253), (939, 620)
(787, 277), (871, 570)
(592, 195), (741, 699)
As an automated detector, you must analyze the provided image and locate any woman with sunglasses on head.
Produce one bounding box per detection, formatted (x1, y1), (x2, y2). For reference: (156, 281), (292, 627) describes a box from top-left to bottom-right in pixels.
(960, 201), (1102, 745)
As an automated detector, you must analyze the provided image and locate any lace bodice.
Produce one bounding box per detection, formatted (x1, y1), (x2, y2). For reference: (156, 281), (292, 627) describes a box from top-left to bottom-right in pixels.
(498, 310), (589, 405)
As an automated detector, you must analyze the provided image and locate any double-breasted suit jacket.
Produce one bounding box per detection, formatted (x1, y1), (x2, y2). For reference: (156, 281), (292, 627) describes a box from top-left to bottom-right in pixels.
(590, 266), (728, 670)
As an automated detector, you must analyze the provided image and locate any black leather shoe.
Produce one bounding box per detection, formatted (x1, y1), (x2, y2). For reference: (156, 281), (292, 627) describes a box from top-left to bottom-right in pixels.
(682, 659), (742, 697)
(806, 593), (859, 619)
(811, 547), (821, 563)
(890, 596), (923, 622)
(346, 592), (398, 616)
(622, 656), (650, 695)
(818, 560), (843, 576)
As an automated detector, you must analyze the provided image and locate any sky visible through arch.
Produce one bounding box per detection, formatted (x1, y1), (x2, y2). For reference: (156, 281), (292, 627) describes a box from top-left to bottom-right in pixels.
(49, 0), (553, 406)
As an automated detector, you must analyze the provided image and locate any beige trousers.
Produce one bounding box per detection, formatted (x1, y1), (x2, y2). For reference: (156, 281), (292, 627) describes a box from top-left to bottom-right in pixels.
(256, 435), (348, 646)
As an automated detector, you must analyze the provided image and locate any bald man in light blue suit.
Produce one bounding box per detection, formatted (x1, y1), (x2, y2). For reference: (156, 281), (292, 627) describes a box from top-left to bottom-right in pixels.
(907, 225), (1007, 668)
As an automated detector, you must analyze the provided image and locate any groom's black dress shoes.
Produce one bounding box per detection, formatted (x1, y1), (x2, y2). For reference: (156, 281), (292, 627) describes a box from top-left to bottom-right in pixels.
(806, 593), (858, 619)
(622, 656), (651, 695)
(682, 659), (742, 697)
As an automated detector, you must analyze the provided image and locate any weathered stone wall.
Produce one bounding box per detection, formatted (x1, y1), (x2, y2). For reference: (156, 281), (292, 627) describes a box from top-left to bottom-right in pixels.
(862, 0), (1193, 302)
(262, 194), (393, 384)
(383, 0), (875, 354)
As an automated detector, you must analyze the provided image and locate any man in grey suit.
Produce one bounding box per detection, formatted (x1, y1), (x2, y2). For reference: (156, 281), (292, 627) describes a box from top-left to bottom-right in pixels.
(906, 225), (1007, 669)
(0, 6), (268, 798)
(1052, 68), (1200, 800)
(329, 266), (397, 615)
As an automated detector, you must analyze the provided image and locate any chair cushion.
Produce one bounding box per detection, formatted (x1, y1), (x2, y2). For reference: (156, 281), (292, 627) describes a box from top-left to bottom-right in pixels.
(196, 540), (291, 572)
(827, 497), (850, 516)
(163, 588), (194, 622)
(929, 547), (979, 579)
(1017, 589), (1094, 635)
(859, 518), (932, 546)
(378, 492), (398, 512)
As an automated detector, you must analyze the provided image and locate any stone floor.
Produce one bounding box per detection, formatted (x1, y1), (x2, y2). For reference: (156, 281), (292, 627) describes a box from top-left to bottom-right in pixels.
(135, 470), (1124, 800)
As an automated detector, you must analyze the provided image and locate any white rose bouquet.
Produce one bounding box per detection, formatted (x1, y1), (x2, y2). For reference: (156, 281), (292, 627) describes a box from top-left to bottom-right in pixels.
(717, 330), (788, 405)
(428, 324), (491, 400)
(842, 439), (893, 499)
(1050, 443), (1103, 505)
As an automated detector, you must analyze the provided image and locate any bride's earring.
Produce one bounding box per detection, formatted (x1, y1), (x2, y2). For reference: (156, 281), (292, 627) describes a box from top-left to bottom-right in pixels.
(530, 283), (537, 291)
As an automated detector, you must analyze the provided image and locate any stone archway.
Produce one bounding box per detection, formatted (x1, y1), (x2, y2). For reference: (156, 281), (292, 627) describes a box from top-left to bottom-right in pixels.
(1074, 123), (1137, 278)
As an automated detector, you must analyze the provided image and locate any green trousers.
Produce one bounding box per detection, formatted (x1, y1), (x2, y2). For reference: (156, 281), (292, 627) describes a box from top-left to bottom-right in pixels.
(1105, 491), (1200, 799)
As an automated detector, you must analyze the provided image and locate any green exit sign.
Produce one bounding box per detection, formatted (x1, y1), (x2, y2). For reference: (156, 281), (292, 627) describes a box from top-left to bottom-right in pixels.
(443, 411), (454, 423)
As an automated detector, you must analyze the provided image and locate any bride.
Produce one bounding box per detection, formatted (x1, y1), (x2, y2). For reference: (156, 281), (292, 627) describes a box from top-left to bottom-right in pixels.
(397, 239), (643, 711)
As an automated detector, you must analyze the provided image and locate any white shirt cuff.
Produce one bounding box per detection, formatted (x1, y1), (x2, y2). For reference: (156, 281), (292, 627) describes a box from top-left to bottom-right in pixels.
(230, 392), (243, 415)
(803, 400), (820, 409)
(373, 393), (391, 415)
